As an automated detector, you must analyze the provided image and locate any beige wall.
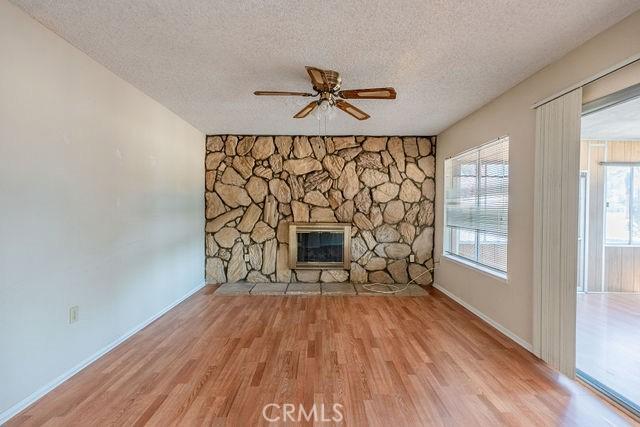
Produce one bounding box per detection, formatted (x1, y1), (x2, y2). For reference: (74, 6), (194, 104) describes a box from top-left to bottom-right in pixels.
(0, 1), (205, 419)
(435, 10), (640, 346)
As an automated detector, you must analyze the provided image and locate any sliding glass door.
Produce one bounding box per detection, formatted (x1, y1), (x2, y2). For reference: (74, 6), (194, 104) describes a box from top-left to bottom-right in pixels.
(577, 87), (640, 417)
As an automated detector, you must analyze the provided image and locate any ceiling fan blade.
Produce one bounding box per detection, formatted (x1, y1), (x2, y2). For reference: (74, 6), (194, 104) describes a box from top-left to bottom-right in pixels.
(305, 66), (341, 92)
(254, 91), (314, 96)
(293, 101), (318, 118)
(335, 100), (370, 120)
(338, 87), (397, 99)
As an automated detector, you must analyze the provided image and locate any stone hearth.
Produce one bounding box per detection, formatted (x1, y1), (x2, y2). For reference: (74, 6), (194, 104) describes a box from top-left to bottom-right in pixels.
(214, 282), (428, 296)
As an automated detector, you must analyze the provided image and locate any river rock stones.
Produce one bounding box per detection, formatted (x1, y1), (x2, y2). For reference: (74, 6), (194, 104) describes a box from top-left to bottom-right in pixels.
(205, 135), (436, 285)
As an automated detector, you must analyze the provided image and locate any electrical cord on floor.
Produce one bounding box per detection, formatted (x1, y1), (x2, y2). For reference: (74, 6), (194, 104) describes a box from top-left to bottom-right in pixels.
(361, 261), (439, 294)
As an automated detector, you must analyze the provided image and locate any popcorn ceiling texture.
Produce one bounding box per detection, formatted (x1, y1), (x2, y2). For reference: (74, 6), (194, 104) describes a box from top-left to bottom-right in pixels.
(11, 0), (640, 135)
(205, 135), (436, 285)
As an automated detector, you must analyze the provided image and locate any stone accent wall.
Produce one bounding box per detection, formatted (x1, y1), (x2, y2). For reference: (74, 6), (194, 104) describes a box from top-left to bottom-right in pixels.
(205, 135), (436, 285)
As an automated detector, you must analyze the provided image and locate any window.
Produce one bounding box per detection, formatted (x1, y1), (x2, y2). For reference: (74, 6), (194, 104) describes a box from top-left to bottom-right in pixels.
(605, 165), (640, 245)
(444, 137), (509, 276)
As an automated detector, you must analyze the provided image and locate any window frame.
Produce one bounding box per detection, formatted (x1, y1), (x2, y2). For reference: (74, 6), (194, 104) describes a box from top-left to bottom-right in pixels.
(604, 163), (640, 246)
(443, 136), (509, 280)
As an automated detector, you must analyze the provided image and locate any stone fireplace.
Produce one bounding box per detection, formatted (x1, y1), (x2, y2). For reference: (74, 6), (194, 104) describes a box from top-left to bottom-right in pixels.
(204, 135), (436, 285)
(289, 223), (351, 269)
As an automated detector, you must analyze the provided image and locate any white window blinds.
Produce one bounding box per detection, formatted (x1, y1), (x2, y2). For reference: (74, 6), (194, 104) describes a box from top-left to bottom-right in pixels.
(444, 136), (509, 274)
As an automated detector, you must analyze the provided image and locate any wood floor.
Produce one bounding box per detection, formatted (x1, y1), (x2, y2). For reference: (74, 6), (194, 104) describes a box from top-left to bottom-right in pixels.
(577, 292), (640, 408)
(8, 287), (635, 426)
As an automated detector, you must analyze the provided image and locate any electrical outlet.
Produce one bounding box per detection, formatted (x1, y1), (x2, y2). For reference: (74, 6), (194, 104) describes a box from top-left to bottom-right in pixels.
(409, 254), (415, 262)
(69, 306), (79, 324)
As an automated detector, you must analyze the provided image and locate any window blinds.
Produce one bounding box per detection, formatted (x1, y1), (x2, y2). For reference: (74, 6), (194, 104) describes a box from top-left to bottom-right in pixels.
(444, 137), (509, 273)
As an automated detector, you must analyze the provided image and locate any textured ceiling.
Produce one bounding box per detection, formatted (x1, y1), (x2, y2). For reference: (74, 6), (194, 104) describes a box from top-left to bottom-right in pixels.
(11, 0), (640, 135)
(582, 96), (640, 140)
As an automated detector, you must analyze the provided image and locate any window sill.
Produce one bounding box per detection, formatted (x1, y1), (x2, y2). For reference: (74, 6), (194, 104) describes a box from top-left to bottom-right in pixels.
(441, 254), (508, 283)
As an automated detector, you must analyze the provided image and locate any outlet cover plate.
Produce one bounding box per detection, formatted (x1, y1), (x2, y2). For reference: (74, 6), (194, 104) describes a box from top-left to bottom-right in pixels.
(69, 306), (79, 324)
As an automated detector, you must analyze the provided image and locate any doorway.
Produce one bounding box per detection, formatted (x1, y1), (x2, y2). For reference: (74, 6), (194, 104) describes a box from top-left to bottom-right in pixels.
(577, 86), (640, 416)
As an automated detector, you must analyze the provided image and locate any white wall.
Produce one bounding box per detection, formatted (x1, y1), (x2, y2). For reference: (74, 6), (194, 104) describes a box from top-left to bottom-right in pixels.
(0, 1), (205, 418)
(435, 10), (640, 347)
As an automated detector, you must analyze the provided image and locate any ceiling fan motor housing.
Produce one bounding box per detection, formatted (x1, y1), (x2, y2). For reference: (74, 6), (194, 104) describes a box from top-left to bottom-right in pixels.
(316, 69), (341, 92)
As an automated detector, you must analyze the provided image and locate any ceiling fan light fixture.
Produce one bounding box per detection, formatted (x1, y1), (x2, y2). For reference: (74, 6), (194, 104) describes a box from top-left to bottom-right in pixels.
(254, 66), (396, 121)
(315, 99), (336, 121)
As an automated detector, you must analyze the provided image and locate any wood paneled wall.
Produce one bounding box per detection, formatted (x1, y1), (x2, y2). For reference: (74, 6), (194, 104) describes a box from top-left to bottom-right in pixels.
(607, 140), (640, 161)
(583, 141), (606, 292)
(604, 246), (640, 292)
(580, 139), (640, 293)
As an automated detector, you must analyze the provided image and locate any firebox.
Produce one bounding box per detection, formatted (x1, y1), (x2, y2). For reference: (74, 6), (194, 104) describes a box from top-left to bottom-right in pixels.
(288, 223), (351, 269)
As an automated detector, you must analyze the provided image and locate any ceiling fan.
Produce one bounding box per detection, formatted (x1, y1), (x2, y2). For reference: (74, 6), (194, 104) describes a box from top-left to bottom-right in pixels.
(254, 66), (396, 120)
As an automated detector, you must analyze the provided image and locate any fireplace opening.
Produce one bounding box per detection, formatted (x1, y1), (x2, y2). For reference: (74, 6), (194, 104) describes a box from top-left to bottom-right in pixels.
(288, 223), (351, 269)
(297, 232), (344, 263)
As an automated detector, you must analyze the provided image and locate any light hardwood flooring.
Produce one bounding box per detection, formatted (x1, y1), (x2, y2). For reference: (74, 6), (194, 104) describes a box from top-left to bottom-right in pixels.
(7, 287), (635, 426)
(577, 292), (640, 409)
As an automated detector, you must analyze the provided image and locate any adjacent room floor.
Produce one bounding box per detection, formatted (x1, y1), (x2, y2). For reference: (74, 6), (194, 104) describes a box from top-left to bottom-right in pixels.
(577, 292), (640, 408)
(8, 287), (632, 426)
